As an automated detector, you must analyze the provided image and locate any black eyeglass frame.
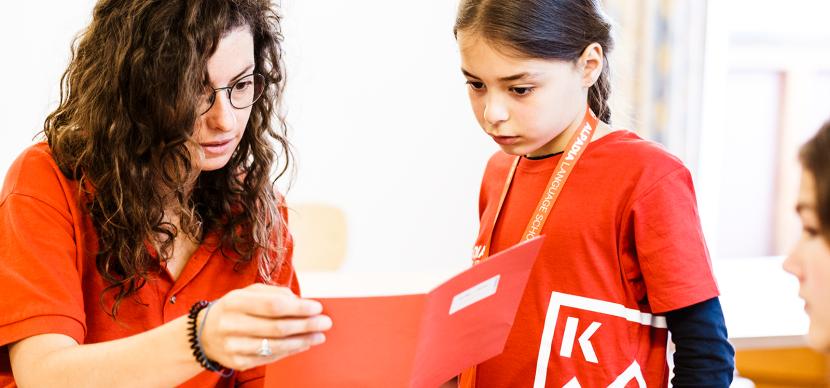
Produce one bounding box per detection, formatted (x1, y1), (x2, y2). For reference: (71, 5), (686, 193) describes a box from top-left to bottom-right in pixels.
(199, 73), (266, 115)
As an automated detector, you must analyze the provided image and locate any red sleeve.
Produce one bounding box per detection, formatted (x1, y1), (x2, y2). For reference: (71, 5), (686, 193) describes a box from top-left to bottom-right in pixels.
(0, 151), (87, 347)
(628, 167), (719, 314)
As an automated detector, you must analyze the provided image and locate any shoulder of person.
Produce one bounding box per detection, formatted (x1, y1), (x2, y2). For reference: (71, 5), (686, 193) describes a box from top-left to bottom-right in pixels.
(1, 142), (73, 205)
(593, 130), (696, 201)
(609, 130), (684, 165)
(599, 130), (688, 175)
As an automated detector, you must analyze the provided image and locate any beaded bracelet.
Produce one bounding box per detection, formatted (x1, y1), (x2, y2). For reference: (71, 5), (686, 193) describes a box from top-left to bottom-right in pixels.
(187, 300), (233, 376)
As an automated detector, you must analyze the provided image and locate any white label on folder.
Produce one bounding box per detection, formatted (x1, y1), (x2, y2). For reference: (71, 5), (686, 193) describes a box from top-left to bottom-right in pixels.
(449, 275), (500, 315)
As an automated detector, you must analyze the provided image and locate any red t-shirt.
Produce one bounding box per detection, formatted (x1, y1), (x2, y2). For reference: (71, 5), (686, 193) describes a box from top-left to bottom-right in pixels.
(0, 143), (299, 387)
(472, 131), (719, 387)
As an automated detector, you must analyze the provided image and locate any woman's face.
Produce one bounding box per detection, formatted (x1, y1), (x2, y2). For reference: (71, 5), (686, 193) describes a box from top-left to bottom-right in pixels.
(192, 26), (256, 172)
(784, 170), (830, 352)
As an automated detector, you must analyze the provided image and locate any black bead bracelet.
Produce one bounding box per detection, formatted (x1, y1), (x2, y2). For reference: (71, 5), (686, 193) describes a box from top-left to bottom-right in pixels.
(187, 300), (231, 375)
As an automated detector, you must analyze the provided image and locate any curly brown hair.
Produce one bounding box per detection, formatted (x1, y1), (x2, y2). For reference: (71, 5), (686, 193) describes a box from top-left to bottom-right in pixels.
(801, 120), (830, 243)
(43, 0), (292, 317)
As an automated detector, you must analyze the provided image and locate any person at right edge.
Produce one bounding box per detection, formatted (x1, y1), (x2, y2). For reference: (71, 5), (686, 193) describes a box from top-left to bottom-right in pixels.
(453, 0), (735, 386)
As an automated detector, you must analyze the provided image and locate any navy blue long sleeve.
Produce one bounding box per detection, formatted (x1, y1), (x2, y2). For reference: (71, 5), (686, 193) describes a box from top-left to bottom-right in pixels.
(665, 297), (735, 387)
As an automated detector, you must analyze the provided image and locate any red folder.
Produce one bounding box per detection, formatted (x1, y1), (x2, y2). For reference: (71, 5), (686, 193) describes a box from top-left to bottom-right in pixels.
(265, 236), (544, 388)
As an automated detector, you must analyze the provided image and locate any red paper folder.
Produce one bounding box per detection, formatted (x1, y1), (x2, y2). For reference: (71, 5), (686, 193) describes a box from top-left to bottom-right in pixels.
(265, 236), (544, 388)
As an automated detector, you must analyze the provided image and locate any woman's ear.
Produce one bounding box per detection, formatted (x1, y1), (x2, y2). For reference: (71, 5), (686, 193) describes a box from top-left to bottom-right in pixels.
(578, 42), (604, 88)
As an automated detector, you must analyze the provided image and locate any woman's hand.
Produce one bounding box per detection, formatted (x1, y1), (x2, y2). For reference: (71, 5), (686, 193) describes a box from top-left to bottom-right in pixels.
(199, 283), (332, 371)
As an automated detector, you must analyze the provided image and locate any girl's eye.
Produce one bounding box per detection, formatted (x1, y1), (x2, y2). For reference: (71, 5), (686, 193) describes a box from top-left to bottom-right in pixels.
(510, 86), (534, 96)
(466, 81), (485, 90)
(234, 80), (253, 91)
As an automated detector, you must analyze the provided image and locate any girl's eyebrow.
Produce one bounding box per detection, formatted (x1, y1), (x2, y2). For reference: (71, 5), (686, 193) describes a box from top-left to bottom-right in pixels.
(461, 68), (542, 82)
(796, 203), (815, 214)
(461, 68), (481, 79)
(497, 72), (542, 82)
(210, 63), (255, 86)
(230, 63), (256, 82)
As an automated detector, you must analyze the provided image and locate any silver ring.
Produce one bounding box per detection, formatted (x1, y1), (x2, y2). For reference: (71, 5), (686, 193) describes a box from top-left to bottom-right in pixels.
(256, 338), (273, 357)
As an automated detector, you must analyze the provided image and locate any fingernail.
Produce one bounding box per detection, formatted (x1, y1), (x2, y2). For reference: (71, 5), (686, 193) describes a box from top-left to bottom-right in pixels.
(305, 300), (323, 314)
(311, 333), (326, 345)
(313, 315), (333, 330)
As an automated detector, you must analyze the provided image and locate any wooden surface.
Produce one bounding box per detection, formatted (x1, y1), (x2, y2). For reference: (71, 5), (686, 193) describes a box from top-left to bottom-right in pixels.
(736, 347), (830, 387)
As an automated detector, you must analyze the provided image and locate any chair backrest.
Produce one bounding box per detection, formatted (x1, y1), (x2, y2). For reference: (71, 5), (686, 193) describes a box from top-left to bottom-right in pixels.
(287, 202), (347, 271)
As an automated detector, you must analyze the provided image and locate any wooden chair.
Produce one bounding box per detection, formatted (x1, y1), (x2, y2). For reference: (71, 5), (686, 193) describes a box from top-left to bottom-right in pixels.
(287, 202), (347, 272)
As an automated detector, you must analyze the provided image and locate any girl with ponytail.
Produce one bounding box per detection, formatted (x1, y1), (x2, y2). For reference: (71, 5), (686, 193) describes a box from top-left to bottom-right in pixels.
(454, 0), (734, 386)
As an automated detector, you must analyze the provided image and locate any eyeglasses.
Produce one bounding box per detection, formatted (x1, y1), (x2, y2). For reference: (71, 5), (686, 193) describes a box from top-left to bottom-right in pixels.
(198, 73), (266, 115)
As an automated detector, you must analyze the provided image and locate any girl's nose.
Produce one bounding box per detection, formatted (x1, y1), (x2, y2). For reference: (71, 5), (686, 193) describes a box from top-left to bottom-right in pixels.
(203, 92), (237, 132)
(484, 97), (509, 125)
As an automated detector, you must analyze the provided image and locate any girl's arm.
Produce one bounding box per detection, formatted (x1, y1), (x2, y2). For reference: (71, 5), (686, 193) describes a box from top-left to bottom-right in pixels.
(9, 284), (330, 388)
(666, 297), (735, 387)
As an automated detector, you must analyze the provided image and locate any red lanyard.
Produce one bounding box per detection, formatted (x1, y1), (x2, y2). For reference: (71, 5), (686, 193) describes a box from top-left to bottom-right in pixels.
(475, 105), (599, 263)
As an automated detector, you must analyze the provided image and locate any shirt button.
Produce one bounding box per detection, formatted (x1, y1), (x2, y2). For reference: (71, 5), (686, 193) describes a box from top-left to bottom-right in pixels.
(170, 296), (177, 304)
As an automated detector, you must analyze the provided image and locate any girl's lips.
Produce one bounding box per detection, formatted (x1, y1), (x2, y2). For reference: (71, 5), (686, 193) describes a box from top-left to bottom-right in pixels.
(492, 135), (520, 145)
(200, 139), (233, 155)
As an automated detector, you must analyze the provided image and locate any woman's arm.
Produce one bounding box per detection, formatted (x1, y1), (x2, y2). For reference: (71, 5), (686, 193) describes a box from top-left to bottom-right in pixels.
(666, 297), (735, 387)
(9, 284), (330, 388)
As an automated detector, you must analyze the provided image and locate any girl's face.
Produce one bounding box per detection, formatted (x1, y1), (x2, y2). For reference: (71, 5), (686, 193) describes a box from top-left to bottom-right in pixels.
(457, 31), (591, 157)
(192, 26), (256, 172)
(784, 170), (830, 352)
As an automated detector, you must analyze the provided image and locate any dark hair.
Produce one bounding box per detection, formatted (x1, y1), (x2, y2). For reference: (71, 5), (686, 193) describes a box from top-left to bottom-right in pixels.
(800, 120), (830, 242)
(454, 0), (614, 123)
(43, 0), (291, 317)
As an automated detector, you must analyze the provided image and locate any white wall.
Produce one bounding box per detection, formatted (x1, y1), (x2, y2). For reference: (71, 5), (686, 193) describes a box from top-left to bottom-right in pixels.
(280, 0), (490, 272)
(0, 0), (97, 178)
(698, 0), (830, 259)
(0, 1), (492, 273)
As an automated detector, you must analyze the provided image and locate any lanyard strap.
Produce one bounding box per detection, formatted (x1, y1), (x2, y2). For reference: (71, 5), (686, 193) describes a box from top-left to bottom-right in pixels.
(476, 105), (598, 262)
(460, 106), (599, 388)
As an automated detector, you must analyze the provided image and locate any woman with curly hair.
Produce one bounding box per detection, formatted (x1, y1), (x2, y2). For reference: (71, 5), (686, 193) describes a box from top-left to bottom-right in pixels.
(785, 120), (830, 353)
(0, 0), (331, 386)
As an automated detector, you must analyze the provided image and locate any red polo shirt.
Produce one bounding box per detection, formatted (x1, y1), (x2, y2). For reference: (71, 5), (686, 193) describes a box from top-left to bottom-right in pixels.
(0, 143), (299, 387)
